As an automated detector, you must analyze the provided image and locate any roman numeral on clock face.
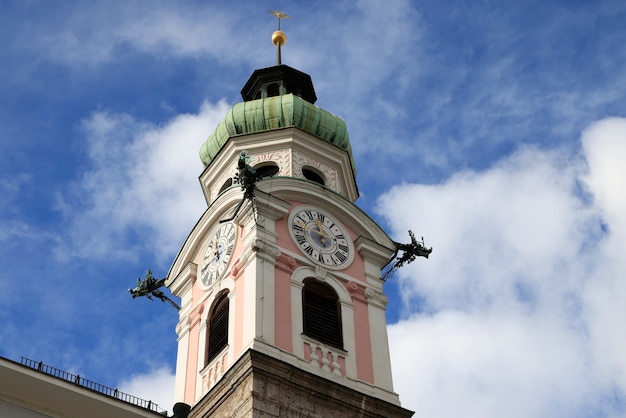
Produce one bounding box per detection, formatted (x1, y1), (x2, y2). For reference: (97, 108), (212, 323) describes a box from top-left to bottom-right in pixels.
(334, 251), (347, 263)
(290, 207), (353, 269)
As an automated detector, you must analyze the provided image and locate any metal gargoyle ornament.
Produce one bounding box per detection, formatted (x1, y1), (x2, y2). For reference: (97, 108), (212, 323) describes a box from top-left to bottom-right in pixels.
(220, 151), (262, 223)
(129, 269), (180, 310)
(382, 230), (432, 280)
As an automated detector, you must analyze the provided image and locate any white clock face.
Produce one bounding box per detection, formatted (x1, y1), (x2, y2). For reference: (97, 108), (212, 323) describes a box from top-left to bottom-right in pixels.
(200, 222), (236, 286)
(289, 207), (353, 269)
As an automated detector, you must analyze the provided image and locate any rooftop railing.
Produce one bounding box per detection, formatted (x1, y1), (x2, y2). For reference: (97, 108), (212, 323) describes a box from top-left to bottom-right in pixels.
(20, 356), (167, 416)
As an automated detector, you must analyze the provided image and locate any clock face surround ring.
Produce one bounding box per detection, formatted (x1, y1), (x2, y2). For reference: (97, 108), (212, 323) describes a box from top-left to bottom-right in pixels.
(288, 206), (354, 269)
(200, 222), (237, 286)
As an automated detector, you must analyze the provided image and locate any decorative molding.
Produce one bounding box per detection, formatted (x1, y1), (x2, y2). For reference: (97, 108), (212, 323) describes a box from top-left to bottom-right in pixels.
(291, 266), (352, 305)
(292, 150), (338, 191)
(175, 317), (190, 340)
(354, 236), (395, 269)
(189, 303), (205, 328)
(276, 253), (298, 273)
(315, 265), (328, 281)
(365, 287), (389, 308)
(251, 238), (281, 259)
(346, 281), (367, 304)
(230, 259), (245, 280)
(249, 149), (291, 176)
(253, 190), (291, 222)
(168, 262), (198, 298)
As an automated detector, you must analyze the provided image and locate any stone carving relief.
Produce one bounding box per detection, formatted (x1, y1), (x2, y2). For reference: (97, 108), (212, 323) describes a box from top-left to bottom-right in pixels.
(249, 150), (291, 176)
(292, 150), (338, 192)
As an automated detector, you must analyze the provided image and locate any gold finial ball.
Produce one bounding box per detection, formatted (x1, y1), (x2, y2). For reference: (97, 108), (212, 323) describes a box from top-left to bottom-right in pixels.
(272, 30), (287, 47)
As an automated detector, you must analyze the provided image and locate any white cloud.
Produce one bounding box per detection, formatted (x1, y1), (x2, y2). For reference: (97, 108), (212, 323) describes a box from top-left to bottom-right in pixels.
(389, 311), (591, 418)
(581, 118), (626, 235)
(581, 118), (626, 397)
(56, 100), (231, 262)
(379, 117), (626, 417)
(117, 366), (175, 415)
(17, 3), (257, 67)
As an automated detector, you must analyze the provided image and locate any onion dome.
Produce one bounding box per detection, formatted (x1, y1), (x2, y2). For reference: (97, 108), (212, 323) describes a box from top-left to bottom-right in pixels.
(199, 93), (354, 173)
(199, 16), (355, 176)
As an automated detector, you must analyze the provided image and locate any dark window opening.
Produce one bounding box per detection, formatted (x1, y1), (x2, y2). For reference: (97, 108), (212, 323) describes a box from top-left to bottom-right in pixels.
(302, 167), (325, 186)
(255, 163), (279, 178)
(267, 83), (280, 97)
(207, 291), (229, 364)
(218, 178), (233, 194)
(302, 278), (343, 349)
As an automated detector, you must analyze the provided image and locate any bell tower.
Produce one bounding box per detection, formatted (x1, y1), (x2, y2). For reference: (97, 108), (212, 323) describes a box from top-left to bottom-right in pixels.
(166, 15), (413, 418)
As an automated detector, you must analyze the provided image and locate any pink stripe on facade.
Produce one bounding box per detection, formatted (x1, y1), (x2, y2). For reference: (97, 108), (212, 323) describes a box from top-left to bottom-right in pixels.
(274, 267), (293, 351)
(185, 311), (200, 404)
(352, 295), (374, 383)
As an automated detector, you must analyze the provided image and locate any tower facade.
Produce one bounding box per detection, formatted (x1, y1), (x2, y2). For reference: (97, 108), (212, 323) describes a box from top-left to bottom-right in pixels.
(166, 58), (413, 417)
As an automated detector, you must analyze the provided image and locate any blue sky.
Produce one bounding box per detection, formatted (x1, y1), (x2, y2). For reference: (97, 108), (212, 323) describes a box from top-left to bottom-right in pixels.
(2, 1), (626, 416)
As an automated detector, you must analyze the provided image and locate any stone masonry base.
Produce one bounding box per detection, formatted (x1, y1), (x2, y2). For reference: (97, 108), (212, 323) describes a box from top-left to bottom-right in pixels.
(189, 349), (414, 418)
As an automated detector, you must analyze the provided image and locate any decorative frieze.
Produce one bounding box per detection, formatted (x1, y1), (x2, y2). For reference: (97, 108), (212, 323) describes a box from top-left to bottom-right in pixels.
(292, 150), (338, 191)
(249, 150), (291, 176)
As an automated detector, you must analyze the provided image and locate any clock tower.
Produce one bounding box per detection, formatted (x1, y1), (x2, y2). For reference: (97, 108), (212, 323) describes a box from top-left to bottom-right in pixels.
(166, 21), (413, 418)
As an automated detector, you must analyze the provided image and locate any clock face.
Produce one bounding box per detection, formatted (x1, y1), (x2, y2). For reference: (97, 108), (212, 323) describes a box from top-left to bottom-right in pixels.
(200, 222), (237, 286)
(289, 207), (353, 269)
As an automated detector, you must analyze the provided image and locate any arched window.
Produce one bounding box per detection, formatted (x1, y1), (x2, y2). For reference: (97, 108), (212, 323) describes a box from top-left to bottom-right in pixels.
(206, 290), (229, 364)
(302, 167), (325, 186)
(302, 278), (343, 349)
(254, 163), (279, 178)
(218, 178), (233, 194)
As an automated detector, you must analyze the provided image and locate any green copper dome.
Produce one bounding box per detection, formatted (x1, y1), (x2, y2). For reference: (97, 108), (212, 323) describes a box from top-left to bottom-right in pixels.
(199, 94), (355, 174)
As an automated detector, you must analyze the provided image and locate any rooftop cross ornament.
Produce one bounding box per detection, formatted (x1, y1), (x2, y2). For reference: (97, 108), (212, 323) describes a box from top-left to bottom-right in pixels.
(129, 270), (180, 310)
(382, 230), (432, 280)
(270, 10), (289, 65)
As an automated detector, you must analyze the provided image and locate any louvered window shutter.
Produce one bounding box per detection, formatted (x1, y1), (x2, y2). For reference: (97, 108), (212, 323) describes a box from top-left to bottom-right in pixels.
(207, 294), (229, 363)
(302, 279), (343, 349)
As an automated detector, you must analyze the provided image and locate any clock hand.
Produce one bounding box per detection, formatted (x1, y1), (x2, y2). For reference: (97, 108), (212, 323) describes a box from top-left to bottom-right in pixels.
(216, 243), (225, 258)
(294, 221), (316, 232)
(315, 218), (328, 244)
(211, 237), (217, 252)
(295, 220), (328, 244)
